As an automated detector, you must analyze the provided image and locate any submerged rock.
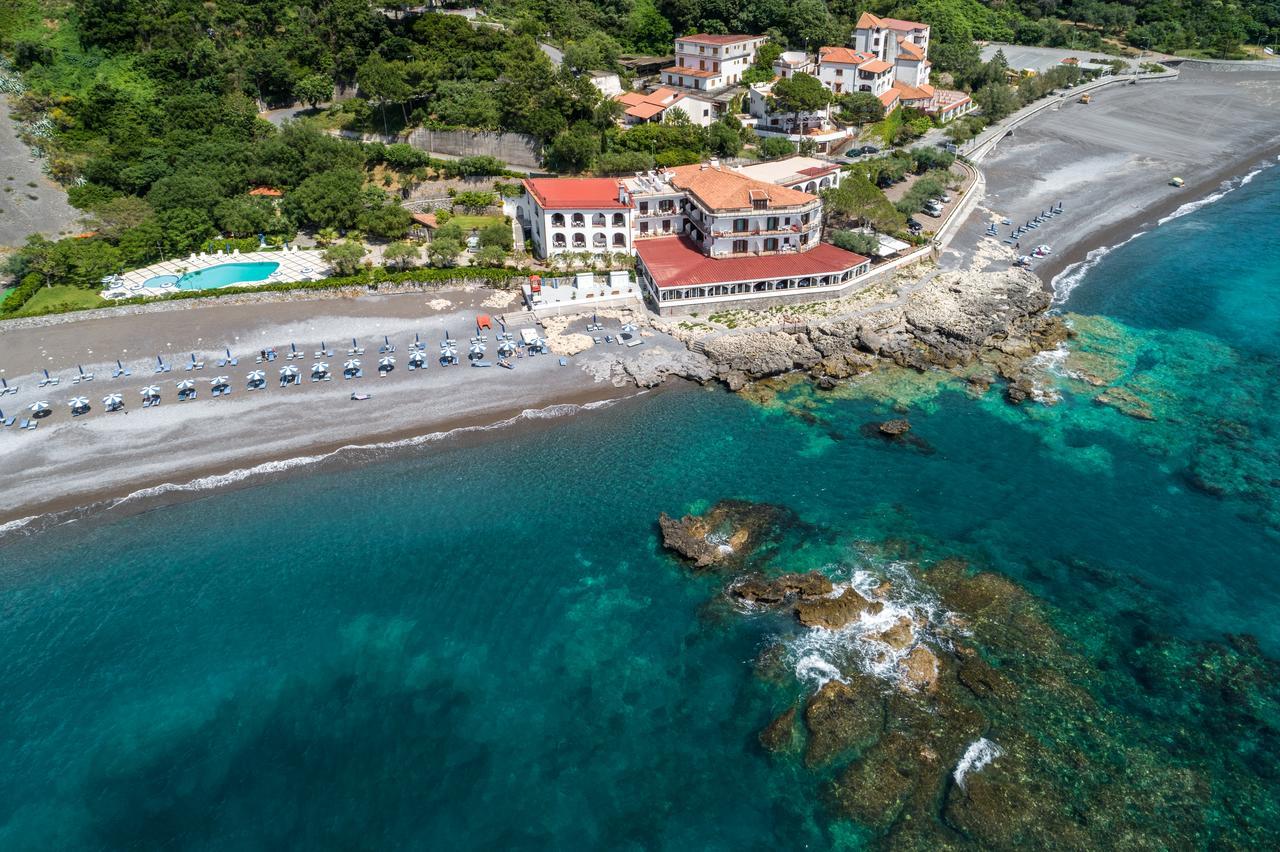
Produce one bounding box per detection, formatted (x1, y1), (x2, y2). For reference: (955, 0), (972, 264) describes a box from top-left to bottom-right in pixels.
(899, 647), (940, 692)
(795, 588), (884, 630)
(803, 678), (885, 767)
(872, 616), (915, 651)
(878, 418), (911, 436)
(758, 706), (800, 754)
(829, 732), (919, 832)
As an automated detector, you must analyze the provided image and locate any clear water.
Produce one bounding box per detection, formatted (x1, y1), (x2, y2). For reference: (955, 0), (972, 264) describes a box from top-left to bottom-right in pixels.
(1, 166), (1278, 848)
(173, 261), (279, 291)
(140, 274), (179, 288)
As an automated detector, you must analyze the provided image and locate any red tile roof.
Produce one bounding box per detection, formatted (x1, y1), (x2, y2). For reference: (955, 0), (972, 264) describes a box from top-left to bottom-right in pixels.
(798, 165), (839, 178)
(857, 13), (929, 31)
(818, 46), (870, 66)
(635, 236), (868, 288)
(523, 178), (629, 210)
(679, 34), (759, 45)
(859, 59), (893, 74)
(896, 40), (926, 60)
(249, 187), (283, 197)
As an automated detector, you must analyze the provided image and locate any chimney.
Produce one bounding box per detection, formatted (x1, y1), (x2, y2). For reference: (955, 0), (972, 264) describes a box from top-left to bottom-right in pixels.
(618, 183), (628, 205)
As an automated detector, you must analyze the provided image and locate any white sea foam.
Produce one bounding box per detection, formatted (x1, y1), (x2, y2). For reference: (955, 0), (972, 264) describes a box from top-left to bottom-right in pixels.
(785, 557), (955, 689)
(1157, 162), (1272, 226)
(1052, 159), (1274, 306)
(1049, 230), (1146, 305)
(0, 514), (38, 539)
(953, 738), (1003, 789)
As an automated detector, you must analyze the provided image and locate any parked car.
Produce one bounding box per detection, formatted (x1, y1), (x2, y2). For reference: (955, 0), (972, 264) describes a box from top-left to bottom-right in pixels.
(906, 217), (923, 232)
(942, 142), (959, 154)
(923, 203), (943, 218)
(940, 194), (952, 204)
(859, 144), (880, 155)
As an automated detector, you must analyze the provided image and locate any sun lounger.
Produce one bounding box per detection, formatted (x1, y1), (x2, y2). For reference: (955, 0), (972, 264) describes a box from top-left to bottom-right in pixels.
(216, 359), (227, 368)
(26, 420), (37, 430)
(3, 417), (13, 426)
(19, 419), (30, 429)
(559, 358), (568, 366)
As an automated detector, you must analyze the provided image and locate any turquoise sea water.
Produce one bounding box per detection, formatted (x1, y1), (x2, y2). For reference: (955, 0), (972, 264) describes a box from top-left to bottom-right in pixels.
(174, 261), (279, 291)
(2, 167), (1279, 848)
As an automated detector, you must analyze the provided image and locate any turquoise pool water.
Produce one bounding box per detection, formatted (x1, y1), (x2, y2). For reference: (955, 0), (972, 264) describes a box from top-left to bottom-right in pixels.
(141, 274), (178, 288)
(172, 261), (279, 291)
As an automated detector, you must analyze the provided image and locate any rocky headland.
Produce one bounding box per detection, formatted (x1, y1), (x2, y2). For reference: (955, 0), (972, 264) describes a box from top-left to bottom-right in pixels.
(607, 265), (1066, 406)
(657, 500), (1280, 848)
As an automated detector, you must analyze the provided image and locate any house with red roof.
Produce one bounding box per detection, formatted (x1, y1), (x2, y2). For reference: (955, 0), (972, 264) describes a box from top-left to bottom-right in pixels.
(661, 33), (769, 92)
(516, 178), (633, 259)
(613, 87), (718, 128)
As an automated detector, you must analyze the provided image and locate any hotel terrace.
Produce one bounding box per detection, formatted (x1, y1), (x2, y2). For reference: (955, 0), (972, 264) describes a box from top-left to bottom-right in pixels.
(512, 160), (871, 316)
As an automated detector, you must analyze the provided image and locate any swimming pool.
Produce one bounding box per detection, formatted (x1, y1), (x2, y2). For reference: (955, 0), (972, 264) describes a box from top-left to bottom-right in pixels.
(172, 261), (280, 291)
(142, 274), (179, 288)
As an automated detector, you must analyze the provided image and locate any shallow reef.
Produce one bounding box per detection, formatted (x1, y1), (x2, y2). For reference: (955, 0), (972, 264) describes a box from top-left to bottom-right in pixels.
(659, 502), (1280, 847)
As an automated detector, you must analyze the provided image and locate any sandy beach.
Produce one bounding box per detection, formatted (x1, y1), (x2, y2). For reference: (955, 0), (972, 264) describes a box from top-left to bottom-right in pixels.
(944, 66), (1280, 294)
(0, 286), (690, 527)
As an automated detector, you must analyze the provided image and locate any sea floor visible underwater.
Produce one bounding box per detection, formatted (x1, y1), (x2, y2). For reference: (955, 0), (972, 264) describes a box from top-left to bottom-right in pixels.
(1, 167), (1278, 849)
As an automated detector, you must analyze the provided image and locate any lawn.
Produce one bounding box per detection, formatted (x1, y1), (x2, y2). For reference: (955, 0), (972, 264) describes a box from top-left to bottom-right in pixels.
(1, 287), (13, 302)
(448, 215), (505, 231)
(16, 285), (107, 315)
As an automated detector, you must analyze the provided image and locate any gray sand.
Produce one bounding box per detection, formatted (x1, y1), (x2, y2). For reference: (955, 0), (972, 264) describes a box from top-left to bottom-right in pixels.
(944, 67), (1280, 291)
(0, 100), (79, 250)
(0, 288), (684, 525)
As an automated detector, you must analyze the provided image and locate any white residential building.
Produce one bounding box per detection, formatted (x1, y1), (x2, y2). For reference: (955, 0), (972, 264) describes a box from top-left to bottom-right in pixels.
(815, 46), (894, 100)
(853, 12), (931, 88)
(772, 50), (815, 79)
(732, 156), (845, 195)
(661, 34), (768, 92)
(614, 87), (718, 127)
(744, 81), (850, 153)
(515, 179), (633, 259)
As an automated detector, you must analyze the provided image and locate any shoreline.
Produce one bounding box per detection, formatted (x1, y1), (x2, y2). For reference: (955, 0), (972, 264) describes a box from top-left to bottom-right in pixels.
(0, 380), (660, 539)
(1038, 144), (1280, 293)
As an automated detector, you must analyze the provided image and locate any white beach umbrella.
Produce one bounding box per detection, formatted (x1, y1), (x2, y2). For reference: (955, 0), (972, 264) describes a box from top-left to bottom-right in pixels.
(247, 370), (265, 383)
(69, 396), (89, 411)
(28, 400), (50, 414)
(344, 359), (361, 371)
(280, 365), (300, 379)
(140, 385), (161, 398)
(176, 379), (196, 391)
(313, 362), (329, 375)
(103, 393), (123, 409)
(210, 375), (230, 388)
(378, 356), (395, 368)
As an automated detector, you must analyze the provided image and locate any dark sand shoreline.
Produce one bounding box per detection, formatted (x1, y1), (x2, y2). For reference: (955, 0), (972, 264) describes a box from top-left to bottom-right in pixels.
(0, 380), (665, 541)
(1036, 142), (1280, 287)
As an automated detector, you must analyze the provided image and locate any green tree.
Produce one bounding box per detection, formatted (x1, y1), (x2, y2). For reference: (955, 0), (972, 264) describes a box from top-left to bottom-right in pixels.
(547, 124), (600, 174)
(626, 0), (673, 55)
(479, 222), (513, 251)
(428, 236), (463, 267)
(160, 208), (215, 254)
(758, 137), (796, 159)
(768, 72), (830, 131)
(454, 191), (496, 212)
(295, 74), (334, 110)
(975, 83), (1020, 122)
(839, 92), (885, 126)
(357, 203), (412, 240)
(828, 229), (879, 256)
(708, 119), (744, 157)
(383, 241), (420, 270)
(475, 244), (507, 267)
(357, 55), (410, 134)
(287, 169), (365, 231)
(323, 241), (367, 275)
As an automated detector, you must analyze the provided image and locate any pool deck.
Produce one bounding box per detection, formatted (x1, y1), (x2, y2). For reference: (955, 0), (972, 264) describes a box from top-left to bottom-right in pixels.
(106, 248), (331, 299)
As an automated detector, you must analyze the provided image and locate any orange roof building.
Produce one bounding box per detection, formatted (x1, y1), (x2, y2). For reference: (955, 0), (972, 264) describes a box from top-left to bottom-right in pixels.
(248, 187), (284, 198)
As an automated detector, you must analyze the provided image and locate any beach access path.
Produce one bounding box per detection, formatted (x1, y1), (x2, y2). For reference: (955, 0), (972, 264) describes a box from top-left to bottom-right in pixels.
(0, 287), (684, 526)
(942, 65), (1280, 289)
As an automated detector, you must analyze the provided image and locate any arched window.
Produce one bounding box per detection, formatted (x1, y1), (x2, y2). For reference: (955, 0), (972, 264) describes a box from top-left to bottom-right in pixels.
(612, 233), (625, 247)
(593, 233), (606, 248)
(612, 213), (625, 227)
(571, 213), (585, 227)
(551, 213), (565, 227)
(552, 234), (566, 247)
(591, 213), (606, 227)
(819, 178), (831, 189)
(572, 232), (586, 247)
(804, 181), (817, 194)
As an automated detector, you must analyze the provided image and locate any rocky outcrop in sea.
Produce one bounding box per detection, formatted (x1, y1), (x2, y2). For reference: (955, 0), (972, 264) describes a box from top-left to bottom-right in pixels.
(657, 501), (1280, 848)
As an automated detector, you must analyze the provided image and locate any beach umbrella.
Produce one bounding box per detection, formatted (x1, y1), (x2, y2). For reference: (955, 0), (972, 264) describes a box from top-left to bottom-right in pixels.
(313, 362), (329, 376)
(247, 370), (265, 383)
(28, 400), (50, 415)
(344, 359), (361, 371)
(379, 356), (395, 367)
(77, 364), (86, 376)
(176, 379), (195, 390)
(290, 342), (297, 354)
(42, 369), (50, 379)
(141, 385), (160, 398)
(225, 347), (233, 359)
(210, 375), (229, 388)
(69, 396), (89, 412)
(0, 377), (8, 390)
(384, 335), (391, 347)
(103, 393), (124, 410)
(280, 365), (299, 377)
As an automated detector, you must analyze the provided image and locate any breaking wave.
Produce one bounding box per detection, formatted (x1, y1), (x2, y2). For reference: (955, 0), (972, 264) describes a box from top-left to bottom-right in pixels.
(954, 738), (1003, 789)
